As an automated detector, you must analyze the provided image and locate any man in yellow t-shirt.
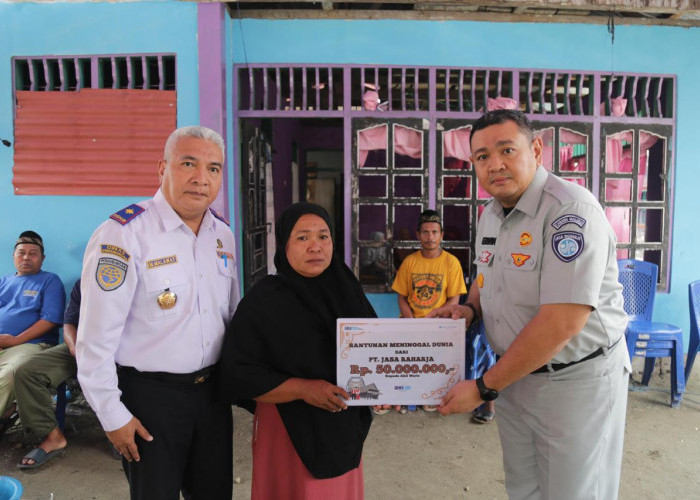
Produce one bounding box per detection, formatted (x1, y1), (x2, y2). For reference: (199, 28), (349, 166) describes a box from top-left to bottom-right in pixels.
(392, 210), (466, 318)
(384, 210), (466, 413)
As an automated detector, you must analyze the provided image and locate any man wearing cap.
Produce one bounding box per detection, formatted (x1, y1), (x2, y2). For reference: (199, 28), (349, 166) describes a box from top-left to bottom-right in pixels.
(0, 231), (65, 429)
(386, 210), (466, 413)
(392, 210), (466, 320)
(76, 126), (240, 499)
(430, 110), (630, 499)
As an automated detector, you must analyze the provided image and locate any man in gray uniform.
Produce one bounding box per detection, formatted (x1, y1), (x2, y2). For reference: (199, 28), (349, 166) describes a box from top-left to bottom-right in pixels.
(430, 110), (630, 500)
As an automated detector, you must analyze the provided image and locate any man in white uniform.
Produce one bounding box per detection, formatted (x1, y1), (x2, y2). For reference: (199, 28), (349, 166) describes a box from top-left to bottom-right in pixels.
(76, 126), (240, 499)
(430, 110), (630, 500)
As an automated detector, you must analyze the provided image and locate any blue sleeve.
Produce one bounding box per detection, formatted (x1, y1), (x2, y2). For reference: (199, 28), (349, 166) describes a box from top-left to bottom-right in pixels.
(40, 273), (66, 325)
(64, 279), (81, 326)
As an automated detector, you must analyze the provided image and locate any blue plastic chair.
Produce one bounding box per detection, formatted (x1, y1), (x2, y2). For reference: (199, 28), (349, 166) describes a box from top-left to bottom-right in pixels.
(467, 320), (496, 380)
(617, 259), (685, 408)
(684, 280), (700, 384)
(0, 476), (23, 500)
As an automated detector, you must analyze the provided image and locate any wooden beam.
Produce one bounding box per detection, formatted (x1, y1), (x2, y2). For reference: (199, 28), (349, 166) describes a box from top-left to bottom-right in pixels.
(236, 0), (700, 12)
(234, 8), (700, 26)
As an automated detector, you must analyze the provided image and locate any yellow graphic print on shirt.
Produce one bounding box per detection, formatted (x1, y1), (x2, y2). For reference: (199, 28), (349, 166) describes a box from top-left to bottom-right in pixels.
(410, 273), (444, 310)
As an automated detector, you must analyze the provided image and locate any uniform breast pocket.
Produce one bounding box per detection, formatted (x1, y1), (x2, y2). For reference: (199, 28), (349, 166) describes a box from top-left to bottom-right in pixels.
(142, 267), (188, 321)
(503, 248), (540, 305)
(216, 257), (234, 301)
(216, 257), (234, 279)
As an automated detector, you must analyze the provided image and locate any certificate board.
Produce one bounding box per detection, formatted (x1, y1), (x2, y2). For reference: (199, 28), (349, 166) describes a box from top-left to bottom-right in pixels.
(337, 318), (465, 406)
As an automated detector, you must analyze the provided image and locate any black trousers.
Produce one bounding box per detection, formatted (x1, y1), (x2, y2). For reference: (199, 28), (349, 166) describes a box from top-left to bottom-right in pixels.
(117, 368), (233, 500)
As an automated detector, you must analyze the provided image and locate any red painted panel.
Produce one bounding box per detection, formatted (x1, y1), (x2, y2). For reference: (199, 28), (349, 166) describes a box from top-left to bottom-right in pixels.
(13, 89), (176, 196)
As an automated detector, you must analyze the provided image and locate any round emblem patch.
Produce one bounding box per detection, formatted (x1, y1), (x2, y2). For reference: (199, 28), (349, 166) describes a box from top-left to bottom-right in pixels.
(552, 231), (584, 262)
(520, 232), (532, 246)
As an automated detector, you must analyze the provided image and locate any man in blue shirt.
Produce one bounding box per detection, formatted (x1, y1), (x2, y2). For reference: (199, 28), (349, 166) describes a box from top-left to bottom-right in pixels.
(0, 231), (65, 429)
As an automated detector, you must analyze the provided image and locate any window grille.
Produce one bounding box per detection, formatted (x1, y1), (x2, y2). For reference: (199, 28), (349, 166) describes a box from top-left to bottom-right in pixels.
(235, 64), (676, 290)
(352, 118), (429, 292)
(600, 124), (672, 286)
(13, 54), (176, 92)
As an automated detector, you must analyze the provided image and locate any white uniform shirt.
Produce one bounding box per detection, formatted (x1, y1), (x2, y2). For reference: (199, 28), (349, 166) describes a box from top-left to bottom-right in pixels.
(76, 189), (240, 431)
(475, 166), (629, 364)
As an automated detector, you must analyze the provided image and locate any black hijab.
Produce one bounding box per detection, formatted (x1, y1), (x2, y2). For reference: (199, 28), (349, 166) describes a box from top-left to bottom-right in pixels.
(220, 202), (376, 479)
(273, 202), (374, 330)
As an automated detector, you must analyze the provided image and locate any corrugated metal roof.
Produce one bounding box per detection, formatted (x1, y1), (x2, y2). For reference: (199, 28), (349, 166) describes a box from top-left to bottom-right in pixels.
(13, 88), (176, 196)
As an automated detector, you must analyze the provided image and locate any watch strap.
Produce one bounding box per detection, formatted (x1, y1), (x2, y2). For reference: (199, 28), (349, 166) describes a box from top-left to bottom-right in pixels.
(464, 302), (479, 327)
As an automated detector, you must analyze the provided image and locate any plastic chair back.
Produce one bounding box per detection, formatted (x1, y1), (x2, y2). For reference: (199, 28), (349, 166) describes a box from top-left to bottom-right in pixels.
(690, 281), (700, 348)
(617, 259), (658, 321)
(0, 476), (23, 500)
(685, 280), (700, 382)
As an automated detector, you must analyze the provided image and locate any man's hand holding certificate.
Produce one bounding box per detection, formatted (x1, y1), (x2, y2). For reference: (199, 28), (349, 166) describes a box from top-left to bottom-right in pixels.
(337, 318), (465, 406)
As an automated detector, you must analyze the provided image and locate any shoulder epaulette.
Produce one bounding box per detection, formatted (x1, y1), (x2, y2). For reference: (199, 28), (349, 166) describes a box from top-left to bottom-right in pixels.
(210, 208), (230, 226)
(109, 204), (145, 226)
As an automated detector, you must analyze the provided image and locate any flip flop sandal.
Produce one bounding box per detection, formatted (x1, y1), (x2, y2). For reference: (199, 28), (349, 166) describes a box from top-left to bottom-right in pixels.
(372, 407), (390, 415)
(17, 447), (65, 470)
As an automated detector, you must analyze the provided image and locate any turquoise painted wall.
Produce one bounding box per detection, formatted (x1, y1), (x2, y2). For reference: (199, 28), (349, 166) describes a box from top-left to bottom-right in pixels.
(0, 2), (199, 293)
(1, 6), (698, 338)
(231, 19), (700, 338)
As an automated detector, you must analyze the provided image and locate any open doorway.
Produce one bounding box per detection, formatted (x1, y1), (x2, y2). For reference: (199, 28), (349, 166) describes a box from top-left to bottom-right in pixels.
(240, 117), (343, 292)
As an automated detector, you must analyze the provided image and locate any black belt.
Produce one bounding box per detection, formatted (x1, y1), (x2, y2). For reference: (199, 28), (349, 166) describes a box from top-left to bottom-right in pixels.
(531, 337), (622, 374)
(117, 365), (216, 385)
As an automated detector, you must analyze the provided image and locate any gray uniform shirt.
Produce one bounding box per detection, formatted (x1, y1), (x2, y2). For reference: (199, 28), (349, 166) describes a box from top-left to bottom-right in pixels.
(475, 166), (629, 363)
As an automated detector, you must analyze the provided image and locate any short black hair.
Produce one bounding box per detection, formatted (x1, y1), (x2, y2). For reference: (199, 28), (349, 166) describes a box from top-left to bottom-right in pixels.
(417, 209), (442, 232)
(469, 109), (534, 147)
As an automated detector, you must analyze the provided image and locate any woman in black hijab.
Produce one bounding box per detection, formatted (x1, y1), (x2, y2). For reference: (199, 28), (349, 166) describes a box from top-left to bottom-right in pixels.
(220, 202), (376, 499)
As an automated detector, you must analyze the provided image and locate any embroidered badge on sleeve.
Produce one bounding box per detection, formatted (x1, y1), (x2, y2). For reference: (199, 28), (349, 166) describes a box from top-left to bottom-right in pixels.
(552, 232), (584, 262)
(96, 257), (128, 291)
(551, 214), (586, 230)
(101, 244), (130, 261)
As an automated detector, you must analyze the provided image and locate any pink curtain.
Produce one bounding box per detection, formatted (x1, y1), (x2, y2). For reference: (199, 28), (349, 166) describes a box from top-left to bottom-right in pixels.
(606, 131), (658, 174)
(606, 207), (631, 247)
(605, 131), (633, 173)
(599, 97), (628, 117)
(604, 131), (660, 246)
(638, 132), (659, 177)
(560, 129), (586, 144)
(358, 125), (387, 167)
(394, 125), (422, 159)
(534, 129), (553, 170)
(443, 128), (471, 162)
(559, 146), (573, 170)
(559, 129), (587, 172)
(358, 125), (424, 167)
(487, 96), (518, 111)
